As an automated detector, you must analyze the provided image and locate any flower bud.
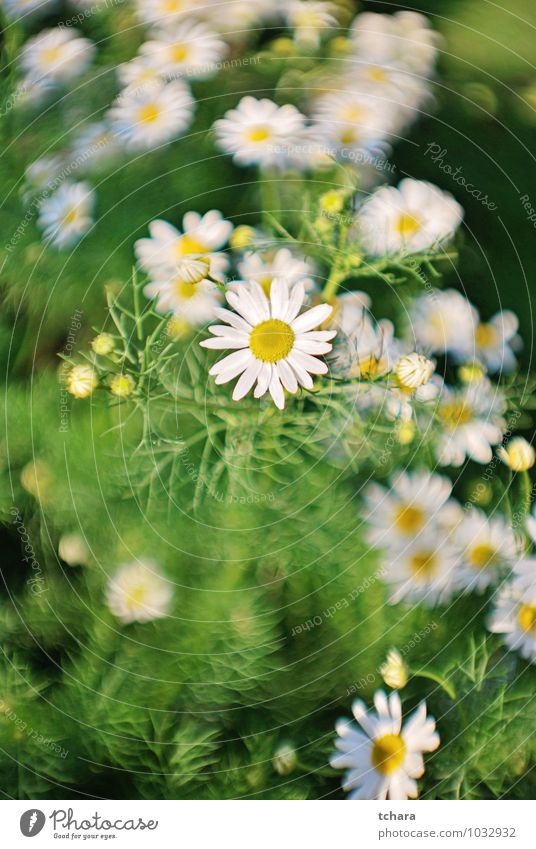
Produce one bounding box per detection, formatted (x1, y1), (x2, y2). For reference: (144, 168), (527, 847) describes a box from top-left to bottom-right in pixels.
(91, 333), (115, 356)
(67, 364), (98, 398)
(395, 353), (434, 389)
(272, 742), (297, 776)
(498, 437), (535, 472)
(110, 373), (136, 398)
(380, 649), (408, 689)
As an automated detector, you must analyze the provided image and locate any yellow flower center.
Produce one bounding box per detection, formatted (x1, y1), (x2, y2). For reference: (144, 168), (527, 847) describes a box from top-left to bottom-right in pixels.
(340, 104), (364, 122)
(367, 66), (388, 83)
(394, 504), (425, 535)
(43, 46), (62, 65)
(172, 43), (189, 62)
(246, 125), (271, 143)
(518, 603), (536, 634)
(438, 399), (473, 429)
(358, 355), (387, 378)
(249, 319), (295, 363)
(338, 127), (359, 145)
(468, 542), (498, 569)
(396, 212), (422, 237)
(63, 208), (79, 226)
(163, 0), (184, 11)
(175, 280), (198, 299)
(138, 103), (161, 124)
(127, 585), (147, 607)
(475, 322), (498, 348)
(409, 550), (438, 579)
(174, 234), (208, 256)
(371, 734), (406, 775)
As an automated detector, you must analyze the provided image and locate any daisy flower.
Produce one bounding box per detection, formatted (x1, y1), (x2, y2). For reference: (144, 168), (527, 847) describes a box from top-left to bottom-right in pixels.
(364, 470), (452, 551)
(311, 90), (395, 155)
(143, 270), (222, 324)
(108, 78), (194, 152)
(24, 154), (65, 196)
(134, 0), (200, 27)
(214, 96), (308, 169)
(117, 55), (164, 90)
(69, 121), (121, 172)
(20, 27), (95, 85)
(473, 310), (520, 373)
(434, 378), (506, 466)
(236, 247), (316, 295)
(332, 309), (402, 381)
(453, 509), (519, 593)
(331, 690), (440, 799)
(384, 532), (459, 606)
(285, 1), (337, 47)
(38, 181), (95, 249)
(488, 568), (536, 663)
(350, 11), (440, 75)
(409, 289), (477, 361)
(498, 437), (536, 472)
(358, 179), (463, 256)
(140, 20), (228, 79)
(200, 279), (336, 409)
(135, 210), (233, 282)
(106, 559), (173, 624)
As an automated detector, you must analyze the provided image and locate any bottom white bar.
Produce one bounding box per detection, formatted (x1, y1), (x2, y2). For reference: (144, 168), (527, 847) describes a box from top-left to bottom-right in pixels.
(2, 800), (533, 847)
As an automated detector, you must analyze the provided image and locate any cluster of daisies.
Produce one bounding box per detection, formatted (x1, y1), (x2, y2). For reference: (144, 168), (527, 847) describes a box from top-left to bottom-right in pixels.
(14, 4), (443, 249)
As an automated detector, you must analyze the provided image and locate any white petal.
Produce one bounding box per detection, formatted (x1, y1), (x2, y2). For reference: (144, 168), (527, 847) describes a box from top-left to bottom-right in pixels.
(269, 370), (285, 409)
(209, 348), (252, 377)
(291, 302), (333, 333)
(270, 277), (289, 320)
(214, 308), (253, 332)
(200, 337), (248, 350)
(254, 362), (272, 398)
(276, 359), (298, 393)
(289, 348), (328, 374)
(283, 281), (305, 323)
(226, 289), (262, 326)
(232, 359), (263, 401)
(286, 353), (314, 389)
(294, 339), (333, 355)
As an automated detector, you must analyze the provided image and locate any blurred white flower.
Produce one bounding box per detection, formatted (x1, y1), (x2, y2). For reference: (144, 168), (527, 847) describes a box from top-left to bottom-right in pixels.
(358, 179), (463, 256)
(435, 379), (506, 466)
(106, 560), (173, 624)
(331, 690), (439, 799)
(364, 470), (453, 550)
(237, 247), (316, 295)
(144, 274), (222, 324)
(117, 55), (164, 89)
(3, 0), (57, 20)
(311, 90), (395, 154)
(108, 78), (194, 152)
(134, 0), (200, 27)
(140, 20), (228, 79)
(135, 210), (233, 283)
(20, 27), (95, 85)
(385, 532), (459, 606)
(350, 11), (440, 75)
(474, 310), (520, 373)
(272, 742), (297, 775)
(410, 288), (477, 361)
(38, 181), (95, 249)
(214, 96), (308, 168)
(24, 154), (65, 196)
(200, 279), (335, 409)
(453, 508), (519, 593)
(69, 122), (122, 172)
(285, 1), (337, 47)
(498, 437), (536, 472)
(488, 567), (536, 664)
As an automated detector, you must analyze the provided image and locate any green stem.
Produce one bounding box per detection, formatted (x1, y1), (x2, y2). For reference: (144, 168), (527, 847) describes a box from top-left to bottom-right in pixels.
(411, 668), (457, 701)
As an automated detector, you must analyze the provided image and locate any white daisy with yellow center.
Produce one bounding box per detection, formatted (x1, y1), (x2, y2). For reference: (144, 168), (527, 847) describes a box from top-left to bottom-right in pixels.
(358, 179), (463, 256)
(384, 532), (459, 606)
(364, 470), (453, 551)
(488, 567), (536, 664)
(38, 181), (95, 250)
(473, 309), (520, 374)
(108, 78), (194, 152)
(140, 20), (227, 79)
(106, 559), (173, 624)
(134, 0), (199, 26)
(214, 96), (308, 168)
(410, 288), (477, 361)
(237, 247), (315, 296)
(200, 279), (336, 409)
(435, 379), (506, 467)
(21, 26), (95, 85)
(331, 690), (439, 799)
(453, 508), (518, 593)
(311, 89), (395, 154)
(286, 0), (337, 47)
(350, 10), (440, 76)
